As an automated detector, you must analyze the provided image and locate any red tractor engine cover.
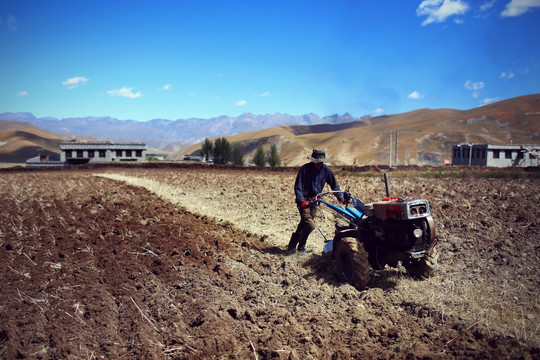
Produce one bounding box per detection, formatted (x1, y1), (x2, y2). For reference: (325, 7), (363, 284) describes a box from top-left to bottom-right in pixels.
(372, 197), (431, 220)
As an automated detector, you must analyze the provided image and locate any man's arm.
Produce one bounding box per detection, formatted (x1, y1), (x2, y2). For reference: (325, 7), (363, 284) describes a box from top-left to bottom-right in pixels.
(294, 167), (306, 203)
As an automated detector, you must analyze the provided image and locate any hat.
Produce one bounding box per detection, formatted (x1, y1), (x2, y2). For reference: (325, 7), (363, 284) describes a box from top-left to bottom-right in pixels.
(308, 149), (327, 163)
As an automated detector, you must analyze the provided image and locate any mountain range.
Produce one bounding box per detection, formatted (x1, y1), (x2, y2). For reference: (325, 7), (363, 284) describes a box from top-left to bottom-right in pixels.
(0, 112), (359, 153)
(1, 94), (539, 165)
(176, 94), (540, 166)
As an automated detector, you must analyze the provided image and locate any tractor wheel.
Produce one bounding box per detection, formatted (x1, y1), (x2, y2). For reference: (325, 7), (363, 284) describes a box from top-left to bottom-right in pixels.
(334, 237), (371, 291)
(405, 248), (439, 279)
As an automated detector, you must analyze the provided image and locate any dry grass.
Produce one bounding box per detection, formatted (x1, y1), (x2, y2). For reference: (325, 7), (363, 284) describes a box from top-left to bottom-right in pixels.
(0, 162), (25, 168)
(395, 273), (540, 343)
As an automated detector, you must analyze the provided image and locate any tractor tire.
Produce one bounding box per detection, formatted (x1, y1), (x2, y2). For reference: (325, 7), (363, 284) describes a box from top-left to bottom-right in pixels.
(405, 247), (439, 279)
(334, 237), (371, 291)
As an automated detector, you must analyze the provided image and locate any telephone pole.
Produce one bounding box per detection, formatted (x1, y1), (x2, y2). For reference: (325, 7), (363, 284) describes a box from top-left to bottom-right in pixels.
(394, 131), (399, 166)
(389, 130), (392, 168)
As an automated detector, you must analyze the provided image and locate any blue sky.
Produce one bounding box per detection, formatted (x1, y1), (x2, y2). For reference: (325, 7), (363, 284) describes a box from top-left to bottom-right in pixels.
(1, 0), (539, 121)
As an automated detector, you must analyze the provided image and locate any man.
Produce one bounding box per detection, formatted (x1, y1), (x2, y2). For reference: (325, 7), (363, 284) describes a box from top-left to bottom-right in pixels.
(287, 149), (344, 254)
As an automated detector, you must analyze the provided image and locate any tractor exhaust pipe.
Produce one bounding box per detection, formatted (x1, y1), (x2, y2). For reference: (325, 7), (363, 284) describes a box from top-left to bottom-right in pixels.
(384, 173), (391, 198)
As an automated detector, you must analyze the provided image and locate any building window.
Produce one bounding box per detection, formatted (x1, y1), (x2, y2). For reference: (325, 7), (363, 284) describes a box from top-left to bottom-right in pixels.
(126, 150), (133, 157)
(66, 150), (73, 158)
(517, 151), (524, 159)
(482, 150), (486, 159)
(116, 150), (123, 158)
(135, 150), (142, 157)
(88, 150), (94, 158)
(505, 150), (512, 159)
(99, 150), (106, 158)
(493, 150), (500, 159)
(77, 150), (84, 158)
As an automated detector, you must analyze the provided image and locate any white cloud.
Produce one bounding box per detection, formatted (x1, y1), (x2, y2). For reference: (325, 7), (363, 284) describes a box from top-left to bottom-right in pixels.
(367, 108), (385, 115)
(417, 0), (469, 25)
(408, 91), (424, 99)
(499, 71), (515, 78)
(107, 87), (143, 98)
(17, 91), (28, 97)
(234, 100), (247, 106)
(501, 0), (540, 17)
(63, 76), (90, 89)
(163, 84), (172, 90)
(480, 0), (496, 11)
(464, 80), (485, 90)
(255, 91), (271, 97)
(482, 97), (500, 104)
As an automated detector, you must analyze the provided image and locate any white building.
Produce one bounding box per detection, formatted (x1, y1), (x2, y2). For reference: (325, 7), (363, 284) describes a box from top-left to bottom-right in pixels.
(60, 141), (146, 165)
(26, 154), (64, 168)
(452, 144), (540, 167)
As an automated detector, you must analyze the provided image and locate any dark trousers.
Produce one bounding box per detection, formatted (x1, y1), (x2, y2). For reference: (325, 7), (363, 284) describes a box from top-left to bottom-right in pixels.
(287, 203), (318, 251)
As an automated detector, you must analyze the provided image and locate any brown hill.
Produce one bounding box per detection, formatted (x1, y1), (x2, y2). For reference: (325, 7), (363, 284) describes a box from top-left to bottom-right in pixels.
(0, 121), (64, 163)
(0, 120), (163, 164)
(175, 94), (540, 166)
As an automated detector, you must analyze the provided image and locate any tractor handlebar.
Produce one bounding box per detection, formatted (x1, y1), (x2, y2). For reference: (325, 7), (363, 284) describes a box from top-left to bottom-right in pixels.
(313, 190), (353, 207)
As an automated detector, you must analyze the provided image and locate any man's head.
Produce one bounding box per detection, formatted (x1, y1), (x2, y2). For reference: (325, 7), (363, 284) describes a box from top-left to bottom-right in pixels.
(308, 149), (326, 169)
(308, 149), (327, 163)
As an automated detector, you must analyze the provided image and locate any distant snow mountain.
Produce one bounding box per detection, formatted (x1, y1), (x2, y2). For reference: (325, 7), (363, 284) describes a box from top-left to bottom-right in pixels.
(0, 112), (361, 152)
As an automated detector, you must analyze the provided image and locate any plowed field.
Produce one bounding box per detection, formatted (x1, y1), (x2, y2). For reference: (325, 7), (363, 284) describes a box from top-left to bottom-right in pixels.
(1, 166), (539, 359)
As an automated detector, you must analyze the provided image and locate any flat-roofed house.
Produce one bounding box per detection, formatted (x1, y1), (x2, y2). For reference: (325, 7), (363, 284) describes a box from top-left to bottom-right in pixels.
(60, 141), (146, 165)
(452, 144), (540, 167)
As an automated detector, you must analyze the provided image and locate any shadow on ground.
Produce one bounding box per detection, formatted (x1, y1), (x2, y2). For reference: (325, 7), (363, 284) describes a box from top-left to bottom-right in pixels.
(258, 245), (401, 291)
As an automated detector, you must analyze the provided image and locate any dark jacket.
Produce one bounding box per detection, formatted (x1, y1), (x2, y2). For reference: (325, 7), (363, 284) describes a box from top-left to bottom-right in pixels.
(294, 163), (342, 204)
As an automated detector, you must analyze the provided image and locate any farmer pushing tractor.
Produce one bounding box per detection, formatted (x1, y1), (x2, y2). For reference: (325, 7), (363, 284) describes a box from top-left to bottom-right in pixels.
(287, 149), (439, 290)
(287, 149), (345, 254)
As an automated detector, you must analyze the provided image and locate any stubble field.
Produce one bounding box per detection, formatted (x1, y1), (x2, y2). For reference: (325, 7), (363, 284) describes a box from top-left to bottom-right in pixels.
(1, 165), (539, 359)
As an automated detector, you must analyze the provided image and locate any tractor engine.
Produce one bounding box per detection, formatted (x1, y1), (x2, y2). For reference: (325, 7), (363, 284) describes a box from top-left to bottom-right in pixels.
(368, 198), (436, 256)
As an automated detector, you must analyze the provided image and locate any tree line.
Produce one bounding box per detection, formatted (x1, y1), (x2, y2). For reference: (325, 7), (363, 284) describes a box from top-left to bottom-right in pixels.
(201, 137), (281, 167)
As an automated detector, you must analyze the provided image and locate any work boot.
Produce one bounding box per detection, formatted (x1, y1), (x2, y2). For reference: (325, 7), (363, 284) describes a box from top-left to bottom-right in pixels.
(287, 232), (300, 252)
(296, 231), (311, 254)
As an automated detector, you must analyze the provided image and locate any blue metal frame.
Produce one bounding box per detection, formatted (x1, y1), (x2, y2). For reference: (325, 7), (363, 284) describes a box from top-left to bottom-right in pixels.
(314, 195), (365, 227)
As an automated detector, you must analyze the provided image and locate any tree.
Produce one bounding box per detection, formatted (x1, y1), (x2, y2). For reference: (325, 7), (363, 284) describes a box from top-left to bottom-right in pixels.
(201, 138), (213, 162)
(231, 144), (244, 165)
(213, 137), (231, 164)
(253, 145), (266, 167)
(266, 143), (281, 167)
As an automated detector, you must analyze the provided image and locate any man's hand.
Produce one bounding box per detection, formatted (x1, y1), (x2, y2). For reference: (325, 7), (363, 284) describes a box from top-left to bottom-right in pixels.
(301, 201), (309, 209)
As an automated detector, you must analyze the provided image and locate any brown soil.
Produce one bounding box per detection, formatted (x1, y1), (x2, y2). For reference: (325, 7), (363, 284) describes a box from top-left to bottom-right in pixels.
(1, 167), (539, 359)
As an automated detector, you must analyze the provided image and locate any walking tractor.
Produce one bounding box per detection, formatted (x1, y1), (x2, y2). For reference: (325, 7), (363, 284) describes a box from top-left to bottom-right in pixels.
(314, 174), (439, 290)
